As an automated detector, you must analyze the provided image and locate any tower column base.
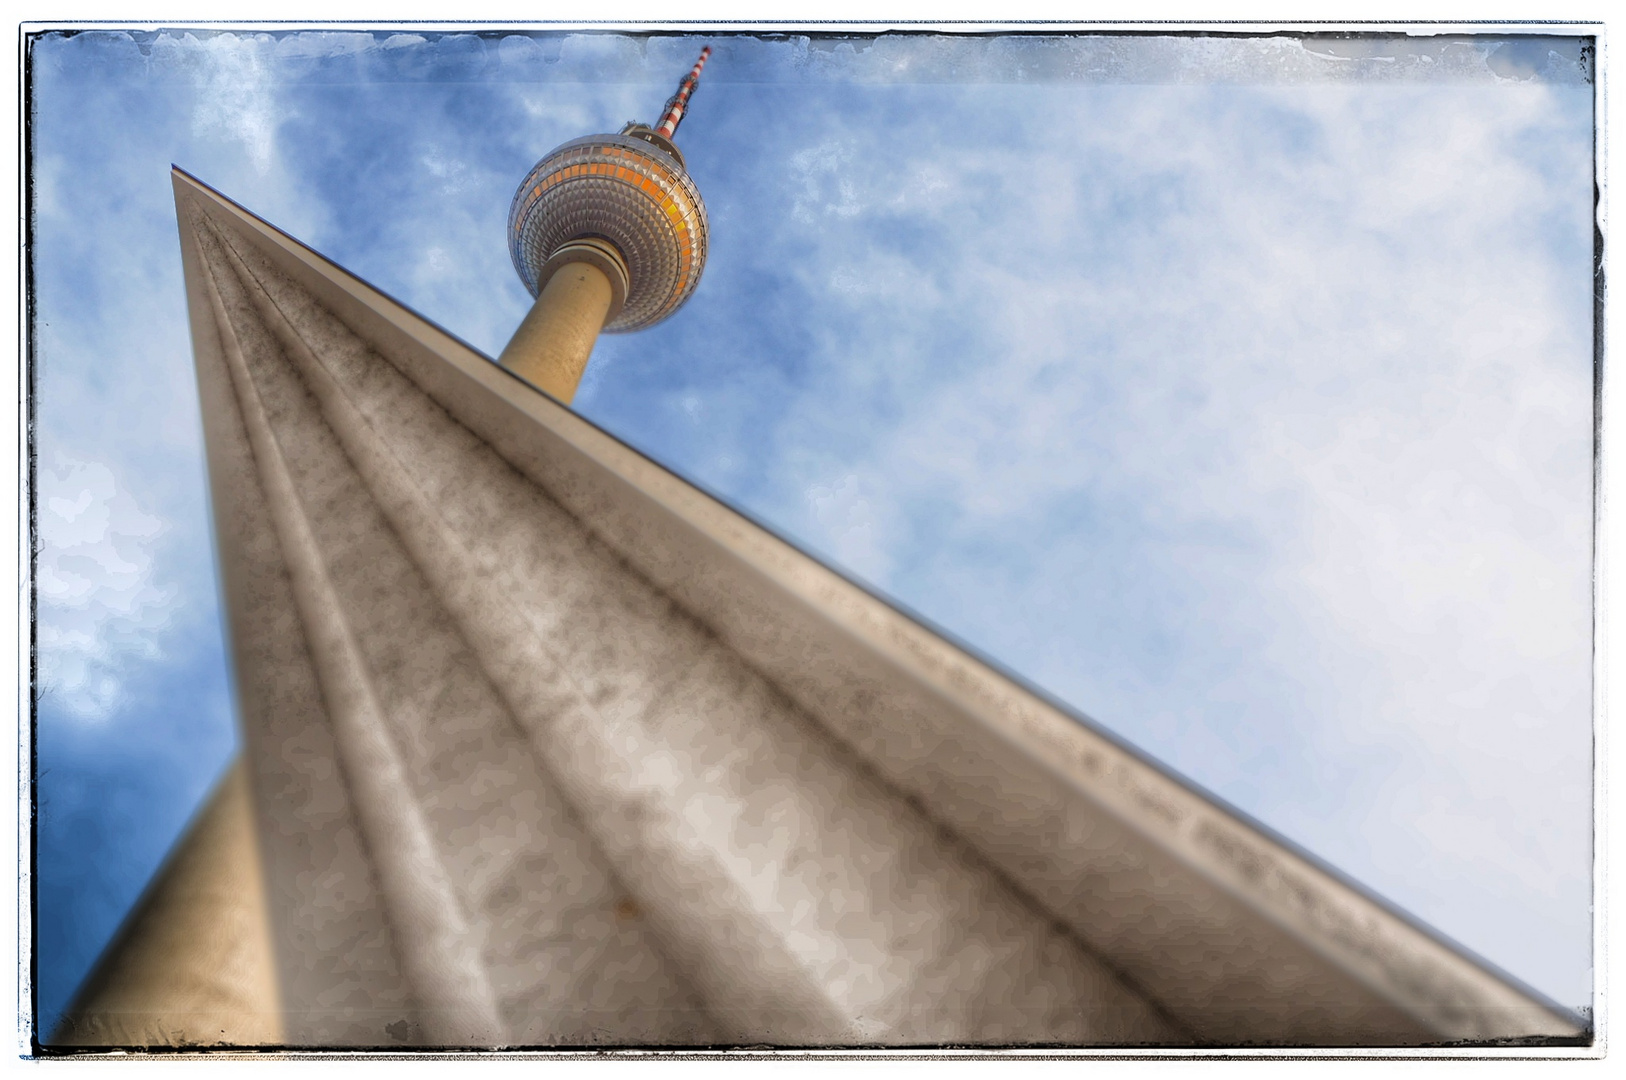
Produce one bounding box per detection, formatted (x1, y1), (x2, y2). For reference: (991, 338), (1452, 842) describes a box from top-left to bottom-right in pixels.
(48, 757), (284, 1048)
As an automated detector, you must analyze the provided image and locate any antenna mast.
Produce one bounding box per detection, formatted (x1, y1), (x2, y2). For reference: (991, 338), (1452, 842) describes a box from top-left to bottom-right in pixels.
(653, 46), (712, 140)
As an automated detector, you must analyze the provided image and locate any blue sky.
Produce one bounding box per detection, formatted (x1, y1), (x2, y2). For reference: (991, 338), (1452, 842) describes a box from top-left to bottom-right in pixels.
(27, 29), (1596, 1033)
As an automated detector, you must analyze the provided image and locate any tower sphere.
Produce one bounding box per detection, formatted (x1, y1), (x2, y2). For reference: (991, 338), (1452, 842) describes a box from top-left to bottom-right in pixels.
(507, 131), (709, 334)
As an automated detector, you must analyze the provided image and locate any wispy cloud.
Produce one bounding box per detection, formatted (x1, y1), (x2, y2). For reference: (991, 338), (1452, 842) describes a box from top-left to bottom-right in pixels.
(34, 458), (175, 722)
(185, 32), (288, 175)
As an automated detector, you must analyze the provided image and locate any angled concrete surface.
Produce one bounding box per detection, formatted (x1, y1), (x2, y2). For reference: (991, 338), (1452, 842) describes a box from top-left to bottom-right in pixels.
(55, 168), (1585, 1050)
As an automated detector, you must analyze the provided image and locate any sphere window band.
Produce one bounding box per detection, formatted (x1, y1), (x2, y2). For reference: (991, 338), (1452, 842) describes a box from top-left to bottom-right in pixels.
(507, 134), (709, 335)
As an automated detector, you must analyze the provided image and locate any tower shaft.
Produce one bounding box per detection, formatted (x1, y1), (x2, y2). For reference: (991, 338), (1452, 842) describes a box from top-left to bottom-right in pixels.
(496, 261), (616, 404)
(50, 760), (282, 1047)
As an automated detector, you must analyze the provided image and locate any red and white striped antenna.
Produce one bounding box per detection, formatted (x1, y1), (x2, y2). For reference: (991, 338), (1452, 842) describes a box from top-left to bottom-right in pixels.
(653, 46), (711, 140)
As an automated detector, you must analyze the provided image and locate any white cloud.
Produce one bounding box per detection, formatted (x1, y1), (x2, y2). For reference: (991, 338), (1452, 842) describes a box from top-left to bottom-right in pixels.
(791, 141), (863, 224)
(182, 32), (289, 176)
(34, 457), (176, 723)
(144, 31), (332, 249)
(805, 474), (895, 583)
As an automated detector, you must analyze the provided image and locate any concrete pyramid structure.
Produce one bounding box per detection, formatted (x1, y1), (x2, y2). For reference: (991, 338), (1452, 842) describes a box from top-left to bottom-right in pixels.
(50, 169), (1586, 1049)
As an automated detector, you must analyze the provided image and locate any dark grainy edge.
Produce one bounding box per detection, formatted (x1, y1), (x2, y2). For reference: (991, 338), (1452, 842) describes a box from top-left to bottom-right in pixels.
(21, 24), (40, 1060)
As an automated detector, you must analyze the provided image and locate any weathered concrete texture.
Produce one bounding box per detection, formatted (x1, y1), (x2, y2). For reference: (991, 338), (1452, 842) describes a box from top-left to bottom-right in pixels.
(185, 195), (1169, 1049)
(50, 761), (283, 1047)
(191, 215), (715, 1048)
(167, 169), (1585, 1048)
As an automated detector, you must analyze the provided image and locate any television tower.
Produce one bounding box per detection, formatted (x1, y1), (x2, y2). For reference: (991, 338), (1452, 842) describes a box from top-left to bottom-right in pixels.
(499, 46), (712, 402)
